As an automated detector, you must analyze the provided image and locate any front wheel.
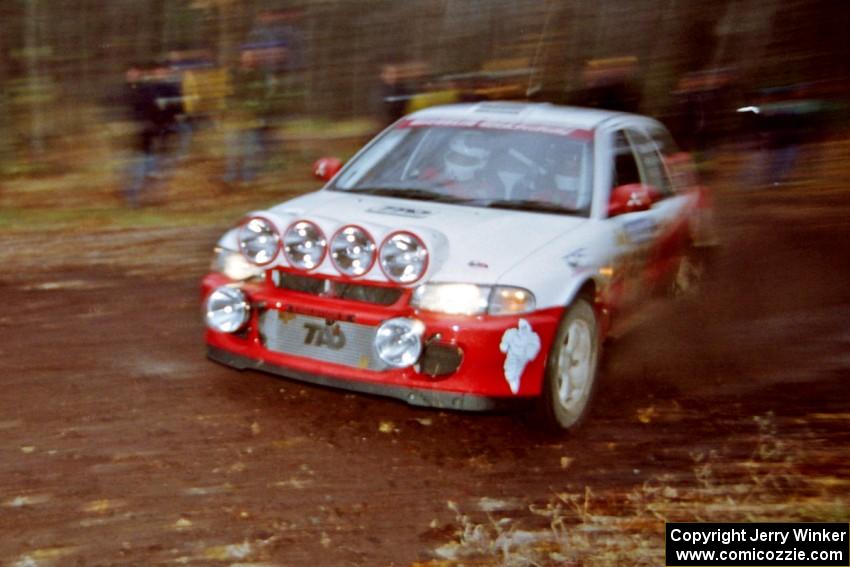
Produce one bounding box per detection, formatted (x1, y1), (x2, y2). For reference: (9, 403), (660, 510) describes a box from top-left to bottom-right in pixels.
(539, 298), (601, 430)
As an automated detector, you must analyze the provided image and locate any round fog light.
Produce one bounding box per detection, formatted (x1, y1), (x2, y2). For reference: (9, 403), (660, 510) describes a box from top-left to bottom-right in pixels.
(205, 286), (250, 333)
(374, 317), (425, 368)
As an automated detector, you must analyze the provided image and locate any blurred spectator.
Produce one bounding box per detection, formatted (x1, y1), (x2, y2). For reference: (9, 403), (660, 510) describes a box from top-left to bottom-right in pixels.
(219, 9), (304, 186)
(378, 64), (411, 127)
(466, 57), (537, 102)
(671, 68), (740, 156)
(744, 84), (825, 187)
(167, 49), (221, 161)
(221, 47), (288, 185)
(571, 57), (641, 114)
(405, 76), (460, 114)
(122, 61), (184, 207)
(247, 8), (305, 74)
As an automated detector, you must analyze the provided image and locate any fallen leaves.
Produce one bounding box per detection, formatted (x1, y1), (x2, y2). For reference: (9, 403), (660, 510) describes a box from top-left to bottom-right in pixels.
(174, 517), (193, 529)
(271, 436), (307, 449)
(637, 400), (686, 424)
(203, 542), (253, 561)
(183, 484), (233, 496)
(636, 406), (658, 424)
(273, 478), (314, 490)
(81, 499), (126, 514)
(4, 494), (51, 508)
(477, 497), (522, 512)
(11, 547), (78, 567)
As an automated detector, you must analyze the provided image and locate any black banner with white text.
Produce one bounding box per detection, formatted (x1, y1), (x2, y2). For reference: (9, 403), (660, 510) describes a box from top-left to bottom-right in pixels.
(666, 523), (849, 566)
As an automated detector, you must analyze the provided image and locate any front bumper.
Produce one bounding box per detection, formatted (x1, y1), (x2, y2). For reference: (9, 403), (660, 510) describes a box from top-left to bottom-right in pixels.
(202, 272), (563, 407)
(207, 345), (502, 410)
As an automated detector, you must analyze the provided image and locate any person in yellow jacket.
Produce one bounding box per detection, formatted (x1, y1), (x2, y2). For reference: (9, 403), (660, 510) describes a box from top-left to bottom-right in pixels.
(167, 50), (229, 162)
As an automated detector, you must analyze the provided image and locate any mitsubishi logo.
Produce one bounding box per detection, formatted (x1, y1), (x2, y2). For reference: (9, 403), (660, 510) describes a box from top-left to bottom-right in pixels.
(627, 192), (643, 207)
(315, 161), (328, 177)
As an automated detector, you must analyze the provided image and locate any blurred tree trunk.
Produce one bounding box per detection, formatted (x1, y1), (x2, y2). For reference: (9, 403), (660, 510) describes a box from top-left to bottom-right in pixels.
(0, 3), (11, 171)
(212, 0), (238, 65)
(23, 0), (46, 156)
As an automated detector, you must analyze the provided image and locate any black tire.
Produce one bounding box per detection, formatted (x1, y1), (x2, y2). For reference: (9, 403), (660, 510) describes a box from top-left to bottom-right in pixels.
(539, 298), (601, 430)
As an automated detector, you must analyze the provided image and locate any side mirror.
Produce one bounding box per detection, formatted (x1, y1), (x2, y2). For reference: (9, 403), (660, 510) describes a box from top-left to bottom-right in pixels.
(607, 183), (659, 217)
(312, 157), (343, 182)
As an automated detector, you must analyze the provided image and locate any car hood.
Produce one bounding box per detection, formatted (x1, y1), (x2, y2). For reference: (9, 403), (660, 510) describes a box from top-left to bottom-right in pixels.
(240, 190), (587, 285)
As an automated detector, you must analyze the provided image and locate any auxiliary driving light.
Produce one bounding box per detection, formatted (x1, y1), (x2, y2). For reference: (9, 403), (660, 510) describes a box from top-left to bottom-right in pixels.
(374, 317), (425, 368)
(204, 286), (250, 333)
(238, 217), (281, 266)
(330, 225), (376, 277)
(284, 220), (327, 270)
(379, 232), (429, 284)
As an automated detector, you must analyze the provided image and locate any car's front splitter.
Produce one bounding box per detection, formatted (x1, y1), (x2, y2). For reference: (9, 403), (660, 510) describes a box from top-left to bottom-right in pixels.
(207, 345), (513, 411)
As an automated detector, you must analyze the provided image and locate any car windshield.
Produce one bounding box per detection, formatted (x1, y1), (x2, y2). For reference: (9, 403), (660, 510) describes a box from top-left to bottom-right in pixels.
(329, 121), (594, 216)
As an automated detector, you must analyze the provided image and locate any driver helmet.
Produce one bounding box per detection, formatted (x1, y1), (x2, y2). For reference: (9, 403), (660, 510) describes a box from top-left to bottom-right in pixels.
(444, 132), (490, 182)
(555, 150), (582, 192)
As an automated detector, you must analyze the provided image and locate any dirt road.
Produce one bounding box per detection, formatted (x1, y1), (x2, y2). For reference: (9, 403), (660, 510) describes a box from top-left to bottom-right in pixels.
(1, 185), (848, 566)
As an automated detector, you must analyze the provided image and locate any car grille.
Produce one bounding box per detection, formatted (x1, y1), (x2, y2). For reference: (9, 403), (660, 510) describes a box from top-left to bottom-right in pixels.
(271, 271), (403, 306)
(258, 310), (388, 371)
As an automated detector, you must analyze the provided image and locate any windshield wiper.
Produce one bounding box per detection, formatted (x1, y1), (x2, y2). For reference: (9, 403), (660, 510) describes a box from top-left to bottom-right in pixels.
(343, 186), (469, 203)
(478, 199), (581, 215)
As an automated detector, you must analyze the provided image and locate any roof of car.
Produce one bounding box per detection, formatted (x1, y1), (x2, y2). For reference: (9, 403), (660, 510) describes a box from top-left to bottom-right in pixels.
(408, 101), (638, 131)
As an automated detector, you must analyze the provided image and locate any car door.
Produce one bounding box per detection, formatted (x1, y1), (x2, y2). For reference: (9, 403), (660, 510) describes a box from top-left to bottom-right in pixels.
(605, 127), (662, 312)
(630, 125), (695, 289)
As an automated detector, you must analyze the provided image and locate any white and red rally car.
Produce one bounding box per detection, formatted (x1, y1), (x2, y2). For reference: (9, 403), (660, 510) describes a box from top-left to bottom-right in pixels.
(202, 102), (714, 429)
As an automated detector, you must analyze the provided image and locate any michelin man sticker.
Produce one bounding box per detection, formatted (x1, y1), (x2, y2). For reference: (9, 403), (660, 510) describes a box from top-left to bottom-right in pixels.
(499, 319), (541, 394)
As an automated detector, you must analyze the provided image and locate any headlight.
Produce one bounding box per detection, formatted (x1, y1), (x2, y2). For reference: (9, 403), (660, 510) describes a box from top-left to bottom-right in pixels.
(212, 247), (265, 281)
(238, 217), (280, 266)
(379, 231), (429, 284)
(204, 286), (250, 333)
(374, 317), (425, 368)
(411, 283), (489, 315)
(330, 225), (376, 277)
(284, 220), (327, 270)
(411, 283), (535, 316)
